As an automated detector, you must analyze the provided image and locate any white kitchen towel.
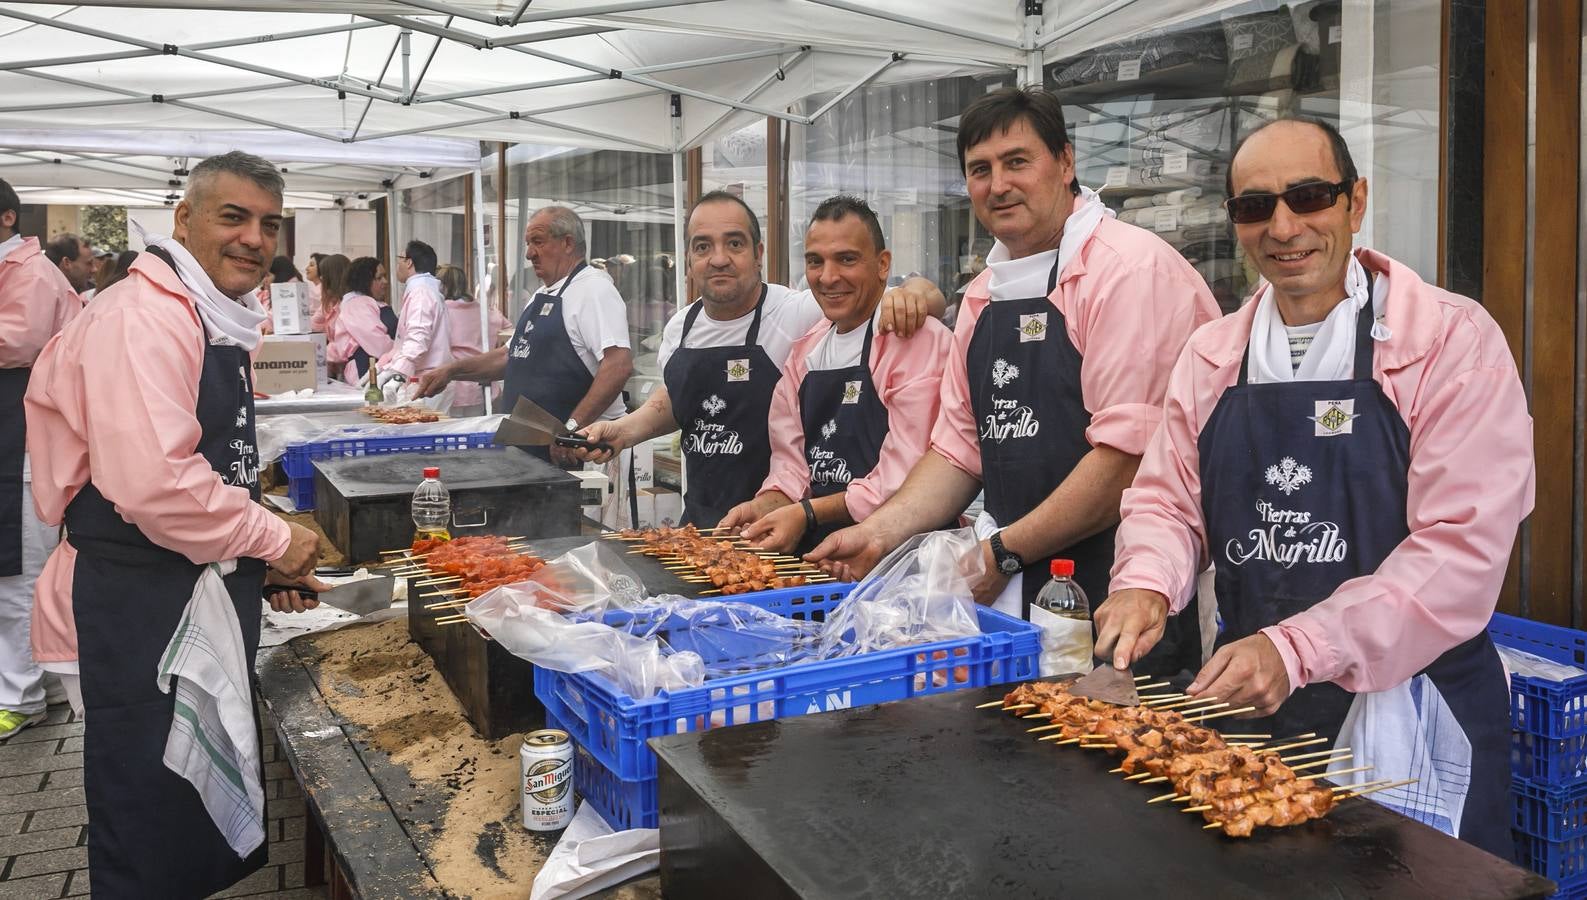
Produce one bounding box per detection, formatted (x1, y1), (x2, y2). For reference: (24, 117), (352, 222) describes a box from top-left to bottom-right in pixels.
(985, 185), (1116, 302)
(1333, 674), (1470, 837)
(133, 221), (267, 350)
(529, 802), (660, 900)
(1248, 254), (1390, 384)
(972, 512), (1022, 618)
(156, 560), (266, 858)
(0, 233), (24, 263)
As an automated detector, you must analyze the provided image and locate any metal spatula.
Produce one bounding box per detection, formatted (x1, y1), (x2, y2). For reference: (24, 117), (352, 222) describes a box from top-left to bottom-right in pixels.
(264, 574), (395, 616)
(493, 398), (613, 452)
(1065, 665), (1139, 706)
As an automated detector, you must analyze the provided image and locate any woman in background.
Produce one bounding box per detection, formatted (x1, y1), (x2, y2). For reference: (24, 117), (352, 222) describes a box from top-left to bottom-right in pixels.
(370, 258), (397, 337)
(303, 252), (326, 318)
(438, 264), (509, 415)
(330, 256), (395, 384)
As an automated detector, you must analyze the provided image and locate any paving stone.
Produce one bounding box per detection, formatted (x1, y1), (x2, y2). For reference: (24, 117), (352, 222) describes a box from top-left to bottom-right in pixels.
(8, 844), (89, 878)
(0, 872), (68, 900)
(0, 814), (24, 837)
(281, 861), (305, 889)
(208, 866), (279, 897)
(262, 762), (292, 782)
(41, 706), (73, 727)
(0, 753), (83, 777)
(0, 739), (60, 762)
(226, 889), (327, 900)
(0, 825), (83, 857)
(267, 839), (304, 865)
(265, 800), (295, 821)
(0, 787), (85, 815)
(281, 817), (305, 842)
(56, 738), (81, 755)
(277, 781), (301, 801)
(3, 722), (82, 745)
(65, 868), (89, 896)
(0, 774), (45, 795)
(25, 806), (87, 833)
(43, 769), (82, 790)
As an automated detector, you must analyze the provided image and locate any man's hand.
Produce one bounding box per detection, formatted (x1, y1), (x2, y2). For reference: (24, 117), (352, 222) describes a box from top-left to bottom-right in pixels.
(269, 523), (320, 579)
(970, 539), (1011, 606)
(264, 569), (329, 613)
(1093, 588), (1169, 670)
(571, 420), (627, 465)
(804, 523), (893, 583)
(415, 364), (453, 399)
(878, 280), (936, 338)
(549, 443), (578, 468)
(717, 493), (790, 534)
(740, 503), (806, 554)
(1187, 634), (1291, 717)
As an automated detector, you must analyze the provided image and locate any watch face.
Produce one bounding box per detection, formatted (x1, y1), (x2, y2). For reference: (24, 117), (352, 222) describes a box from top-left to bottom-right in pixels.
(998, 556), (1023, 575)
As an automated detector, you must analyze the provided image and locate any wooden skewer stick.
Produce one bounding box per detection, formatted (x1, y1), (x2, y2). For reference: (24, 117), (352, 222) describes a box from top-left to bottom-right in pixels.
(423, 600), (470, 610)
(1175, 702), (1231, 716)
(424, 588), (471, 596)
(1264, 737), (1330, 755)
(1286, 755), (1354, 772)
(1022, 712), (1052, 720)
(1038, 735), (1081, 744)
(1135, 681), (1171, 691)
(975, 699), (1007, 709)
(1146, 696), (1220, 710)
(1139, 776), (1168, 784)
(1108, 766), (1126, 774)
(1080, 743), (1117, 750)
(415, 577), (462, 586)
(435, 615), (469, 624)
(1125, 772), (1153, 781)
(1148, 792), (1179, 804)
(1003, 703), (1035, 711)
(1138, 694), (1186, 703)
(1133, 675), (1153, 682)
(1338, 778), (1418, 799)
(1281, 746), (1349, 763)
(1183, 706), (1258, 723)
(698, 589), (723, 596)
(1312, 765), (1373, 780)
(1181, 804), (1214, 814)
(1219, 734), (1272, 740)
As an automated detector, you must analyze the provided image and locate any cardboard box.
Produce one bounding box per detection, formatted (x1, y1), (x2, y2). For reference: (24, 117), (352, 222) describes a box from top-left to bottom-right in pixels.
(252, 338), (318, 394)
(270, 282), (312, 334)
(261, 332), (327, 386)
(630, 439), (656, 490)
(652, 486), (682, 527)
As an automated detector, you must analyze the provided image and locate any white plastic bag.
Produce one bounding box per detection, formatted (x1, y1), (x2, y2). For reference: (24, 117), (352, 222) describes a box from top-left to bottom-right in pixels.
(1497, 645), (1587, 683)
(1333, 675), (1470, 837)
(816, 527), (984, 659)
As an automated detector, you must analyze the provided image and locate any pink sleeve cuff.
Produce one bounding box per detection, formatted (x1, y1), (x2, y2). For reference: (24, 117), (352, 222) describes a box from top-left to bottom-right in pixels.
(388, 357), (416, 379)
(1084, 402), (1162, 456)
(248, 511), (293, 564)
(1108, 563), (1191, 614)
(1259, 624), (1310, 696)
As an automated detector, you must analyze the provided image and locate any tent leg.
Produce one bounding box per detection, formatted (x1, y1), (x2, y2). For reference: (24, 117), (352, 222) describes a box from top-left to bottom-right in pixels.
(473, 165), (492, 414)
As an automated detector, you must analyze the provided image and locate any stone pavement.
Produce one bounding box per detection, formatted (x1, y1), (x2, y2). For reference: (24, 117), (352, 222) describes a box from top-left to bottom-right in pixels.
(0, 702), (328, 900)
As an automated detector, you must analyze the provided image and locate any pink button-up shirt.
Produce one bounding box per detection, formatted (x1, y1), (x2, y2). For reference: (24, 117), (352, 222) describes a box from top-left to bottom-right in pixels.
(25, 254), (292, 663)
(325, 293), (395, 386)
(444, 298), (511, 408)
(930, 216), (1220, 475)
(0, 237), (81, 369)
(759, 313), (955, 521)
(378, 275), (453, 379)
(1110, 248), (1536, 696)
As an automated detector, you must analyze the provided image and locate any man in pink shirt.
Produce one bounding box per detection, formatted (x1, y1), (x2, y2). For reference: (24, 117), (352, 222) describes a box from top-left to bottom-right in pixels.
(720, 196), (954, 554)
(25, 151), (324, 896)
(809, 88), (1218, 674)
(0, 178), (81, 741)
(1094, 119), (1532, 856)
(377, 239), (453, 390)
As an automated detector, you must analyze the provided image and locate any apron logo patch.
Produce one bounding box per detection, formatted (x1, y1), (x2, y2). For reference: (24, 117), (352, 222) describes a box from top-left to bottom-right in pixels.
(991, 358), (1020, 388)
(539, 303), (555, 316)
(1264, 456), (1313, 496)
(726, 359), (750, 382)
(1018, 313), (1047, 342)
(1310, 399), (1357, 437)
(1226, 499), (1348, 568)
(511, 332), (532, 358)
(821, 419), (837, 441)
(702, 394), (726, 417)
(841, 381), (862, 404)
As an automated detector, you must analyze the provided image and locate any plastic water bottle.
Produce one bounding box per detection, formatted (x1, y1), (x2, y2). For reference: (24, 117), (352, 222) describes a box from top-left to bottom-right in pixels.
(411, 466), (451, 541)
(1029, 559), (1093, 677)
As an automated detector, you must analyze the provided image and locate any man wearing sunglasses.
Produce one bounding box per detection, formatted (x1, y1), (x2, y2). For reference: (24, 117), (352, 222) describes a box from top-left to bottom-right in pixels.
(1095, 118), (1533, 856)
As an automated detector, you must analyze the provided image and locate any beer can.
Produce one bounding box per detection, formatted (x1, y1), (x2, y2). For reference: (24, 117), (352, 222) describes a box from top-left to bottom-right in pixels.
(520, 729), (574, 831)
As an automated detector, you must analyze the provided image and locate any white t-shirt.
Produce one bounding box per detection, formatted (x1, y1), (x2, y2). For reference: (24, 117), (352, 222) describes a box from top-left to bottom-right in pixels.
(804, 304), (882, 371)
(1285, 321), (1324, 372)
(656, 284), (824, 371)
(539, 264), (631, 420)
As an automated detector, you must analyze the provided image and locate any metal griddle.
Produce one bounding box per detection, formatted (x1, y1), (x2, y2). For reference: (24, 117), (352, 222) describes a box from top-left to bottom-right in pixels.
(650, 678), (1553, 900)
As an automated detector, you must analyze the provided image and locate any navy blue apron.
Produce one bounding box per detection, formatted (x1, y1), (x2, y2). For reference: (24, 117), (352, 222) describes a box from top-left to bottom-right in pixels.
(1199, 290), (1511, 858)
(968, 254), (1198, 676)
(502, 262), (594, 461)
(662, 285), (779, 527)
(796, 317), (889, 553)
(71, 252), (269, 898)
(378, 302), (398, 339)
(0, 365), (28, 576)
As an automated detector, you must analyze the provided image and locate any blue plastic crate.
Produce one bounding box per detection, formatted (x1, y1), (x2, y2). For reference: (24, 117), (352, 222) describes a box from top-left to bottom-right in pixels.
(1514, 832), (1587, 898)
(1490, 613), (1587, 789)
(279, 429), (497, 510)
(535, 584), (1040, 786)
(1515, 780), (1587, 844)
(557, 714), (657, 831)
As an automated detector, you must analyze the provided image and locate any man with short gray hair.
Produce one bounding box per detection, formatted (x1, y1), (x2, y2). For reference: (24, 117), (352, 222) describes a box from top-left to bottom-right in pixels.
(26, 149), (324, 897)
(419, 205), (633, 464)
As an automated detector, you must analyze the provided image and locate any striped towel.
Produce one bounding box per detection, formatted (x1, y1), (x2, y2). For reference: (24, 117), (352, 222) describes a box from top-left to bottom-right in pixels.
(156, 561), (266, 858)
(1334, 674), (1470, 837)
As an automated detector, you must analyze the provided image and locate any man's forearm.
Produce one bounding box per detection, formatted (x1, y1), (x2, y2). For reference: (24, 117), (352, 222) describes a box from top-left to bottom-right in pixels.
(451, 346), (508, 382)
(616, 386), (679, 446)
(1001, 445), (1140, 562)
(810, 492), (853, 528)
(901, 275), (948, 319)
(570, 349), (634, 428)
(863, 449), (981, 545)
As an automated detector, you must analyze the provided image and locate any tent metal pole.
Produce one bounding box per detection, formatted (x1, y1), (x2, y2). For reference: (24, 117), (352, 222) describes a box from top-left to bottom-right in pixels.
(388, 188), (401, 313)
(671, 121), (687, 316)
(1037, 0), (1145, 49)
(407, 24), (450, 102)
(163, 98), (349, 143)
(352, 33), (405, 141)
(0, 20), (385, 73)
(682, 48), (811, 149)
(400, 30), (412, 99)
(485, 25), (616, 47)
(187, 20), (386, 51)
(363, 16), (611, 50)
(472, 165), (492, 413)
(0, 49), (157, 73)
(806, 54), (898, 123)
(4, 151), (172, 188)
(415, 73), (607, 105)
(394, 0), (725, 28)
(801, 0), (1021, 50)
(810, 44), (1015, 71)
(1020, 1), (1043, 88)
(355, 106), (673, 153)
(507, 0), (534, 26)
(630, 46), (795, 75)
(0, 78), (305, 114)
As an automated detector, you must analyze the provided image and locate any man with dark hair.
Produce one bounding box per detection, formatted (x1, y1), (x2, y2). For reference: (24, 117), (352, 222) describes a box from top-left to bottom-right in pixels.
(0, 177), (80, 743)
(25, 150), (324, 896)
(1094, 118), (1531, 856)
(810, 87), (1218, 679)
(45, 232), (94, 295)
(718, 196), (954, 552)
(572, 191), (945, 524)
(378, 238), (452, 390)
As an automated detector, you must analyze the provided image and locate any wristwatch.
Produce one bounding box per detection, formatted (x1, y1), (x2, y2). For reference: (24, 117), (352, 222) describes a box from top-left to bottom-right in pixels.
(989, 530), (1025, 576)
(565, 417), (580, 432)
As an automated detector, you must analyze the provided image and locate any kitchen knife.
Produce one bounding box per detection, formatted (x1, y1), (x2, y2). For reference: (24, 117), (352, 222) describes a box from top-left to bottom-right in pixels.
(1064, 665), (1140, 706)
(264, 574), (395, 616)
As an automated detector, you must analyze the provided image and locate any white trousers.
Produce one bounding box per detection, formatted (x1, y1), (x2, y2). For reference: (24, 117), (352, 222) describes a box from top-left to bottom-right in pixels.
(0, 472), (57, 714)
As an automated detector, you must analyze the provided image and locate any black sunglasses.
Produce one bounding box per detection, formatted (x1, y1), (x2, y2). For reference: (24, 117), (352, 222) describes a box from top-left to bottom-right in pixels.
(1224, 180), (1354, 224)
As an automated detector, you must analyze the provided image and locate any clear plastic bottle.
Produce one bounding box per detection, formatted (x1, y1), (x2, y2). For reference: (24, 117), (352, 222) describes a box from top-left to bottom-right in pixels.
(411, 466), (451, 541)
(1029, 559), (1093, 677)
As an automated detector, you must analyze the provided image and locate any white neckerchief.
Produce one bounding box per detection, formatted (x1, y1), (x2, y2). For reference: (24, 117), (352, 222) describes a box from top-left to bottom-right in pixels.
(132, 222), (266, 350)
(0, 233), (25, 263)
(1248, 254), (1390, 384)
(985, 185), (1115, 301)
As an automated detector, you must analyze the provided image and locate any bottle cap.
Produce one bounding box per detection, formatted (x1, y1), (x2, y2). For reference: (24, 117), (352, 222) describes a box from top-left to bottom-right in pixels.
(1050, 559), (1074, 577)
(423, 467), (440, 479)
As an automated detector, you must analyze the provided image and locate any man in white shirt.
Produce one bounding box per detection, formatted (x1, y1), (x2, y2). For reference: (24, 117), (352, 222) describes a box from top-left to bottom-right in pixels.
(378, 239), (453, 386)
(418, 206), (632, 465)
(574, 191), (944, 526)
